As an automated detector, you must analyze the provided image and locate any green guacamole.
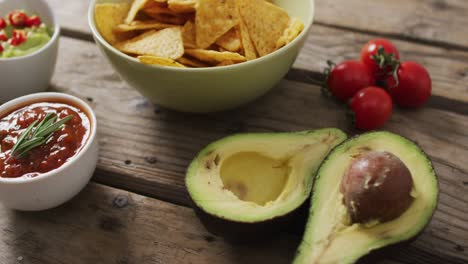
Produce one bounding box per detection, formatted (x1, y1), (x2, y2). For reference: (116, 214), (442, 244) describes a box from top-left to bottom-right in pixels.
(1, 25), (52, 59)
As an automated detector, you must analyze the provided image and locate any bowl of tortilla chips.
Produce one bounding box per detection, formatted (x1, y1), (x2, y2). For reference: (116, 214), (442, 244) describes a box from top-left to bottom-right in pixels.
(88, 0), (314, 113)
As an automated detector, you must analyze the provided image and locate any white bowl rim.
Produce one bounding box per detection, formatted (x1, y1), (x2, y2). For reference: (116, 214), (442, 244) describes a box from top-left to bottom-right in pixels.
(88, 0), (315, 72)
(0, 0), (61, 62)
(0, 92), (98, 184)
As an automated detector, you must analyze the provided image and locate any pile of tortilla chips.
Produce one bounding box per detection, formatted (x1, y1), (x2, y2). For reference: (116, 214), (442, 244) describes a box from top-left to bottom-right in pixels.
(95, 0), (304, 68)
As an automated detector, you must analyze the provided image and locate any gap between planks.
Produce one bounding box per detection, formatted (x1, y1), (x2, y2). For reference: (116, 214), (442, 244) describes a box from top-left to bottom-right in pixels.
(314, 21), (468, 54)
(285, 69), (468, 116)
(61, 20), (468, 56)
(59, 1), (468, 52)
(59, 29), (468, 116)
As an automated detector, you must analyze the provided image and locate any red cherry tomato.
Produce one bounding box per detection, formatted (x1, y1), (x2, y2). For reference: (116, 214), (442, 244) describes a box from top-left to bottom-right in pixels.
(326, 60), (376, 102)
(8, 10), (28, 27)
(26, 15), (42, 27)
(361, 39), (400, 80)
(9, 30), (27, 46)
(0, 32), (7, 42)
(0, 18), (6, 30)
(387, 61), (431, 108)
(349, 87), (393, 130)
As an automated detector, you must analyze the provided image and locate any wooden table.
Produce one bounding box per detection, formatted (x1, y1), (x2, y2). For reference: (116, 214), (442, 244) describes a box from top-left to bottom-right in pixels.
(1, 0), (467, 263)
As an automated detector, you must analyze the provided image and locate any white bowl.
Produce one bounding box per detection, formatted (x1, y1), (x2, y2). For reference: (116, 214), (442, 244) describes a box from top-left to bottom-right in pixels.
(0, 0), (60, 103)
(0, 92), (99, 211)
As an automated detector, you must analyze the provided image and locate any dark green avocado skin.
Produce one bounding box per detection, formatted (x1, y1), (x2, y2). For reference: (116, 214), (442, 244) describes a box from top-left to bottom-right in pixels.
(296, 131), (440, 264)
(191, 198), (310, 242)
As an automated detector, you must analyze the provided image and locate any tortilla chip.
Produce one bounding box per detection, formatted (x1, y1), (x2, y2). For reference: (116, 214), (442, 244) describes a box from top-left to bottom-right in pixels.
(177, 56), (209, 67)
(238, 0), (290, 56)
(216, 60), (235, 67)
(215, 27), (241, 52)
(143, 1), (165, 7)
(146, 13), (190, 25)
(276, 18), (304, 49)
(125, 0), (150, 24)
(114, 20), (174, 32)
(238, 17), (257, 60)
(168, 0), (196, 13)
(115, 27), (184, 59)
(196, 0), (238, 49)
(107, 0), (303, 67)
(142, 3), (174, 16)
(182, 20), (197, 48)
(185, 49), (246, 63)
(138, 55), (186, 68)
(95, 3), (133, 45)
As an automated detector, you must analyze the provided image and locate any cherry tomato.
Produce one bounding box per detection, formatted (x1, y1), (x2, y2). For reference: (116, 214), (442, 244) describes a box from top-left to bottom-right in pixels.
(0, 18), (6, 30)
(326, 60), (376, 102)
(349, 87), (393, 130)
(9, 30), (26, 46)
(387, 61), (431, 108)
(361, 39), (400, 80)
(0, 31), (7, 42)
(26, 15), (42, 27)
(8, 10), (28, 27)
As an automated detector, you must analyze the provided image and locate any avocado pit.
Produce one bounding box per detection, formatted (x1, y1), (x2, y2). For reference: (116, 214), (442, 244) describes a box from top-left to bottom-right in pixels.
(340, 151), (414, 223)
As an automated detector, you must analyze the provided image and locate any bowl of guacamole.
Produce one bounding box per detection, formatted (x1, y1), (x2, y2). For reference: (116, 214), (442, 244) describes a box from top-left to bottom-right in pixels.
(0, 0), (60, 102)
(0, 11), (53, 58)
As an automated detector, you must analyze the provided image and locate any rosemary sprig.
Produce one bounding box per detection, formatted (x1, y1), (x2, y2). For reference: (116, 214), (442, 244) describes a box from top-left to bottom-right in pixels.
(9, 113), (73, 159)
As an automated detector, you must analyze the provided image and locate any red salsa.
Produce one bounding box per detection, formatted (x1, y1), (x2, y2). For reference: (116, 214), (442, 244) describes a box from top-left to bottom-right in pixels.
(0, 102), (90, 178)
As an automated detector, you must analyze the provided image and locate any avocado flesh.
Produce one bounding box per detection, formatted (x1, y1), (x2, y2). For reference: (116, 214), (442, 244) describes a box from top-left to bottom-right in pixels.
(220, 152), (290, 205)
(294, 131), (439, 264)
(186, 128), (347, 223)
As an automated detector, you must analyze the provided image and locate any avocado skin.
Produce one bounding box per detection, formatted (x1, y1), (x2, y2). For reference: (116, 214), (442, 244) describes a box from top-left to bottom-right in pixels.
(294, 131), (440, 264)
(191, 197), (310, 241)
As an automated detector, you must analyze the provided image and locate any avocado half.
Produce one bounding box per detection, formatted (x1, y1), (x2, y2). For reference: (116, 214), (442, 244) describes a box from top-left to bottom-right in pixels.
(186, 129), (347, 236)
(294, 131), (439, 264)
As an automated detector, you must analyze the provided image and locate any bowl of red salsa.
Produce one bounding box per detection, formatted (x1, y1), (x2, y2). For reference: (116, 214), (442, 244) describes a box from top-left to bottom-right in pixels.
(0, 92), (98, 211)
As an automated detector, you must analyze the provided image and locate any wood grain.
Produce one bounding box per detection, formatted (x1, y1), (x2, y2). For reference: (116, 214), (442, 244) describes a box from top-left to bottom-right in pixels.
(3, 183), (463, 264)
(315, 0), (468, 49)
(0, 183), (299, 264)
(47, 0), (91, 35)
(45, 0), (468, 104)
(48, 37), (468, 263)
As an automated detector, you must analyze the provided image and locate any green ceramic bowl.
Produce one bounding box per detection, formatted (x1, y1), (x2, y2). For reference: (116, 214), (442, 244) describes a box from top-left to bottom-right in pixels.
(88, 0), (315, 113)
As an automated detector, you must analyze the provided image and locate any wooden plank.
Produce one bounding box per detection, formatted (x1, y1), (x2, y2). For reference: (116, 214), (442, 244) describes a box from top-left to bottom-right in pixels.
(315, 0), (468, 49)
(45, 0), (468, 103)
(2, 183), (463, 264)
(0, 183), (299, 264)
(51, 37), (468, 263)
(0, 184), (465, 264)
(47, 0), (91, 35)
